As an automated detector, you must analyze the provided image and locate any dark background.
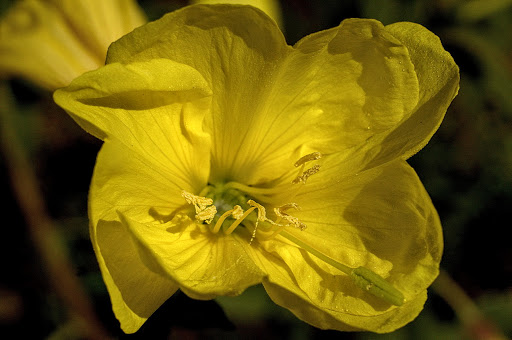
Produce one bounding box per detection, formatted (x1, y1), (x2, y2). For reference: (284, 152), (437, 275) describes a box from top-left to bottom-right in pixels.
(1, 0), (511, 339)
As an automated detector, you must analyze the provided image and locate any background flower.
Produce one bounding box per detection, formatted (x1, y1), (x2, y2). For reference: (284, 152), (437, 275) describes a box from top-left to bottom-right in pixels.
(0, 0), (146, 90)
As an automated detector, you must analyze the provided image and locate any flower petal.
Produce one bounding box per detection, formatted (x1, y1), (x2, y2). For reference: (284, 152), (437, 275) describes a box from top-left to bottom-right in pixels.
(190, 0), (283, 29)
(265, 19), (420, 157)
(105, 4), (292, 185)
(93, 218), (178, 334)
(54, 58), (212, 193)
(117, 212), (266, 300)
(89, 140), (185, 333)
(250, 160), (442, 332)
(374, 22), (460, 163)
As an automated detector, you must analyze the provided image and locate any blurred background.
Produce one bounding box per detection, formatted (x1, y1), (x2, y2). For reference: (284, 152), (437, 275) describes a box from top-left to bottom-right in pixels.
(1, 0), (511, 339)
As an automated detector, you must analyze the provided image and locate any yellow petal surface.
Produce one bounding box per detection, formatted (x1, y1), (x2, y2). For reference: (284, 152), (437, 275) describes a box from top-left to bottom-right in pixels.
(266, 19), (419, 158)
(93, 219), (178, 334)
(117, 212), (266, 300)
(106, 4), (292, 185)
(90, 139), (197, 333)
(190, 0), (283, 29)
(250, 160), (442, 332)
(357, 22), (460, 170)
(0, 0), (146, 90)
(54, 58), (212, 194)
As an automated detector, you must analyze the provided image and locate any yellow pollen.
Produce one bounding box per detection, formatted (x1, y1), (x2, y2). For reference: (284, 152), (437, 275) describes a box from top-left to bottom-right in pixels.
(247, 199), (266, 221)
(294, 152), (322, 167)
(291, 152), (322, 191)
(292, 164), (321, 184)
(231, 205), (244, 219)
(181, 190), (217, 223)
(275, 203), (307, 231)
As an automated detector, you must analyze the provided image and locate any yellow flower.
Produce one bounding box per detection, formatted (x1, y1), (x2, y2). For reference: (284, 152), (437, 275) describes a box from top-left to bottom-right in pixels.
(54, 4), (459, 334)
(0, 0), (146, 90)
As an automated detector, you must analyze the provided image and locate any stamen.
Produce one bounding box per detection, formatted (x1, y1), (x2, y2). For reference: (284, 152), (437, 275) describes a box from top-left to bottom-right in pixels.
(292, 164), (321, 184)
(181, 190), (217, 223)
(196, 205), (216, 224)
(231, 205), (244, 219)
(224, 207), (256, 235)
(211, 209), (235, 234)
(275, 203), (307, 230)
(294, 152), (322, 167)
(181, 190), (213, 211)
(247, 200), (266, 221)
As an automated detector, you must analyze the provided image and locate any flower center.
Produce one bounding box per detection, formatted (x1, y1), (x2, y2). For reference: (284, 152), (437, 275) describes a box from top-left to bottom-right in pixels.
(180, 152), (405, 306)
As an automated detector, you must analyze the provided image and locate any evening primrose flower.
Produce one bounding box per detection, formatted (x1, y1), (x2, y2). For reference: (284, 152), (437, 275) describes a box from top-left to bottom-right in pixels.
(54, 4), (459, 334)
(0, 0), (146, 90)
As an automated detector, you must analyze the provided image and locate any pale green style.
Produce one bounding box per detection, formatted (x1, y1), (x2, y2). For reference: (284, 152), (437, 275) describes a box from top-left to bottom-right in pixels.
(54, 4), (459, 334)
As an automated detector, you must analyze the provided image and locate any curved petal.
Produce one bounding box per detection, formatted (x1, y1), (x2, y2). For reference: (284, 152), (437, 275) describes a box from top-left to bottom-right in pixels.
(117, 212), (266, 300)
(248, 160), (442, 332)
(190, 0), (283, 29)
(376, 22), (460, 162)
(106, 4), (293, 185)
(89, 141), (187, 333)
(264, 19), (419, 158)
(54, 58), (212, 193)
(356, 22), (460, 170)
(93, 219), (178, 334)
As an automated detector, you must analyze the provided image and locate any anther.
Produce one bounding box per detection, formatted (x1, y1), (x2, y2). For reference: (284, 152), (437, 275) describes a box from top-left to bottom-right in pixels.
(292, 164), (321, 184)
(196, 205), (216, 224)
(294, 152), (322, 167)
(275, 203), (307, 230)
(232, 205), (244, 219)
(224, 207), (257, 235)
(248, 200), (266, 221)
(181, 190), (217, 223)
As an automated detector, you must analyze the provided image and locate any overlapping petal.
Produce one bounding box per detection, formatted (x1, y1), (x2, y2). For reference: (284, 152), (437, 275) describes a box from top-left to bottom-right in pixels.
(89, 139), (193, 333)
(93, 219), (178, 334)
(103, 6), (456, 186)
(265, 19), (419, 157)
(249, 160), (442, 332)
(106, 4), (293, 184)
(352, 22), (460, 170)
(54, 58), (212, 195)
(118, 212), (265, 300)
(46, 0), (146, 62)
